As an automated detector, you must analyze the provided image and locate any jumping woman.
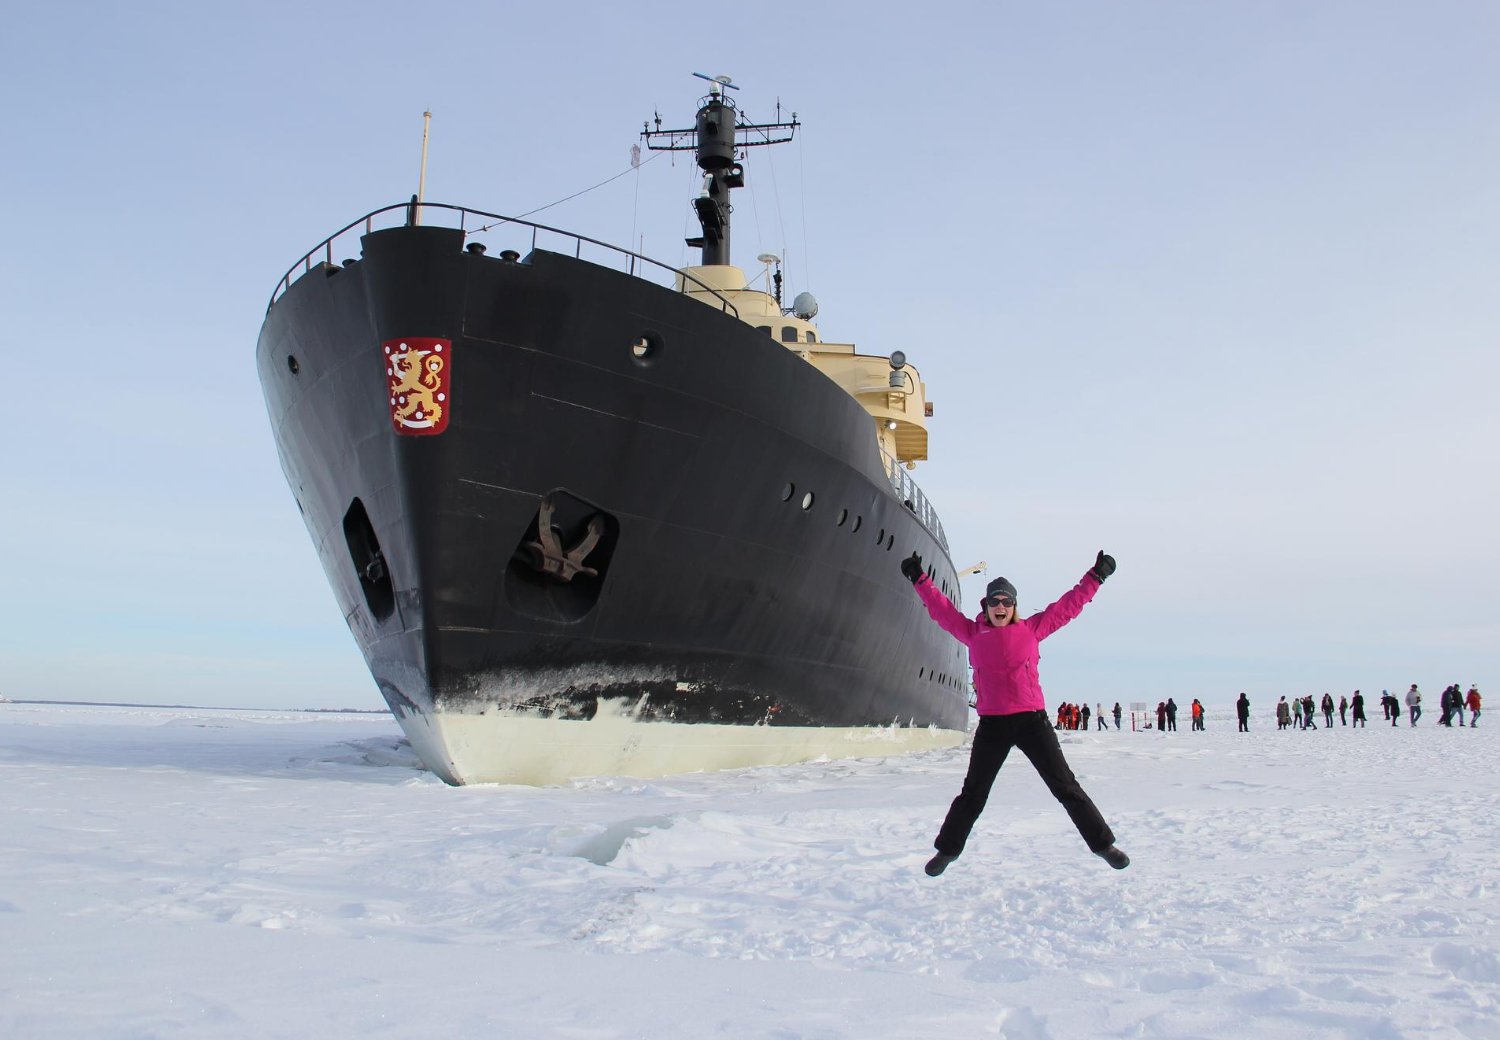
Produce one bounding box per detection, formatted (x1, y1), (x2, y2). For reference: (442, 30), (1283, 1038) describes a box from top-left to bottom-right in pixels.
(901, 550), (1129, 876)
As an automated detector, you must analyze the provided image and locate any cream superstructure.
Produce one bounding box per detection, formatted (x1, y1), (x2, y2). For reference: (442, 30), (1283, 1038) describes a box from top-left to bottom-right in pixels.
(677, 265), (931, 469)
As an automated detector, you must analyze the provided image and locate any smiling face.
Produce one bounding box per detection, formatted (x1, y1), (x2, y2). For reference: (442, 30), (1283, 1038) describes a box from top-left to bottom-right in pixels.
(984, 594), (1016, 626)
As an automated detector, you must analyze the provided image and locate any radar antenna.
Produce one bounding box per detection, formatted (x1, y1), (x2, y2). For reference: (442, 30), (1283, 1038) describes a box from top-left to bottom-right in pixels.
(642, 74), (799, 266)
(692, 72), (740, 92)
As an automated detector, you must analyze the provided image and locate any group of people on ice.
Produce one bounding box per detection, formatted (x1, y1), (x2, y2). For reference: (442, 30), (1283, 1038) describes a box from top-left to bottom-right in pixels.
(1277, 692), (1351, 729)
(1054, 701), (1124, 731)
(1377, 684), (1481, 728)
(1436, 683), (1481, 727)
(1054, 686), (1481, 735)
(1146, 698), (1207, 732)
(1270, 684), (1481, 729)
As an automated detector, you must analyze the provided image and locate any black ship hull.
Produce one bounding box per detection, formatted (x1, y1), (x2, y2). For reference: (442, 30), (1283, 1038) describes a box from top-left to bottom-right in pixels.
(257, 221), (969, 784)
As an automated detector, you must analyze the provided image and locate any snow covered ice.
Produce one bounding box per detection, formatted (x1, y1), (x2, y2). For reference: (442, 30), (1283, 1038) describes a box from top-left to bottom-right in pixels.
(2, 702), (1497, 1039)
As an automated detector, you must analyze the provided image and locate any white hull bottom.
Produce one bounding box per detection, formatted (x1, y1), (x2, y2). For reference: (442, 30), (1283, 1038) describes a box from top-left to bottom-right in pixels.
(394, 703), (965, 786)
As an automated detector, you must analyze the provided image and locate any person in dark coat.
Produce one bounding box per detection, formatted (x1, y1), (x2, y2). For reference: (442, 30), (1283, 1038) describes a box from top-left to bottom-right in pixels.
(1339, 694), (1348, 726)
(1236, 692), (1250, 732)
(1302, 695), (1317, 730)
(1165, 698), (1178, 732)
(1079, 703), (1091, 731)
(1351, 689), (1367, 727)
(1320, 693), (1335, 727)
(903, 550), (1129, 876)
(1156, 701), (1167, 733)
(1446, 684), (1466, 726)
(1112, 702), (1122, 730)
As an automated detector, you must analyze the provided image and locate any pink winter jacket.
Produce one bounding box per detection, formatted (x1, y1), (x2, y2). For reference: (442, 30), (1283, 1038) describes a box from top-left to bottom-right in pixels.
(914, 571), (1101, 716)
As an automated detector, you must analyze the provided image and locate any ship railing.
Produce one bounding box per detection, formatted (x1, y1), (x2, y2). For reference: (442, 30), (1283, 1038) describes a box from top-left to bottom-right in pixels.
(883, 452), (949, 553)
(266, 201), (740, 317)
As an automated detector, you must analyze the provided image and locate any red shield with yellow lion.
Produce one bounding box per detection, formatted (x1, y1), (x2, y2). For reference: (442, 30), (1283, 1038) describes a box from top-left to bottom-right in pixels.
(384, 338), (451, 435)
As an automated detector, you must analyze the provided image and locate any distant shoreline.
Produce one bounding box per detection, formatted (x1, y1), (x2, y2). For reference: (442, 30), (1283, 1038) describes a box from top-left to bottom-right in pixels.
(2, 699), (386, 714)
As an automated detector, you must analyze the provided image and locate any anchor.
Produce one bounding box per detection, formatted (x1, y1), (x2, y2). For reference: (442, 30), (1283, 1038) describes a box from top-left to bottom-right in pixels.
(523, 498), (604, 581)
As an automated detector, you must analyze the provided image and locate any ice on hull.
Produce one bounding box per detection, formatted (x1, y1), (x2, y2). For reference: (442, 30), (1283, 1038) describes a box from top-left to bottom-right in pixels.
(396, 700), (964, 786)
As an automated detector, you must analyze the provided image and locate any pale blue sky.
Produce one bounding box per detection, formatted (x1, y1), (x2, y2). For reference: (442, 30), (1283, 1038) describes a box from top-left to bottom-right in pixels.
(3, 1), (1496, 710)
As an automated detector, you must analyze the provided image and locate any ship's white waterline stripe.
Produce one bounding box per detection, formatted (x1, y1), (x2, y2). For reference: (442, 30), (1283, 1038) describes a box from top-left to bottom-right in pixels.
(395, 706), (964, 786)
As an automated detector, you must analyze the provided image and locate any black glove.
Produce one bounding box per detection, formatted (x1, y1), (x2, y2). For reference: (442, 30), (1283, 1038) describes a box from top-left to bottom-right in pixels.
(1091, 550), (1116, 583)
(900, 551), (924, 584)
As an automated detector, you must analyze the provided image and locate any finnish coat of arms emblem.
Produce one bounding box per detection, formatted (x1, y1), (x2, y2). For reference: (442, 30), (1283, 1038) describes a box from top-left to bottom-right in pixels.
(384, 338), (451, 435)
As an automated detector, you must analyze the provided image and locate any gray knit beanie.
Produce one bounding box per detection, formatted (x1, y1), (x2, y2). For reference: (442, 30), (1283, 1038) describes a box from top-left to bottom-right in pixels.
(984, 577), (1018, 603)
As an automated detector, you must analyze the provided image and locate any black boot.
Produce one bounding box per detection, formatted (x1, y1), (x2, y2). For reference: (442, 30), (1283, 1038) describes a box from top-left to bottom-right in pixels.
(924, 853), (957, 877)
(1095, 845), (1130, 870)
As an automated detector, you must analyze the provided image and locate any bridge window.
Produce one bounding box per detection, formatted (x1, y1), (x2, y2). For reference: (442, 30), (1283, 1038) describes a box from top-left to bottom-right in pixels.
(781, 327), (798, 342)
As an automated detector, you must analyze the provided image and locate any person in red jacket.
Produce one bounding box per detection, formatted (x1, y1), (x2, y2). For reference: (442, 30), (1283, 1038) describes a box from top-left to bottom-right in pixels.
(1467, 686), (1482, 727)
(902, 549), (1128, 876)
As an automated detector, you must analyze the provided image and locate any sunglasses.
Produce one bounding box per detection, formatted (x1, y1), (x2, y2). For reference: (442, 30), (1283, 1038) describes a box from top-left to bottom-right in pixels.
(985, 595), (1015, 610)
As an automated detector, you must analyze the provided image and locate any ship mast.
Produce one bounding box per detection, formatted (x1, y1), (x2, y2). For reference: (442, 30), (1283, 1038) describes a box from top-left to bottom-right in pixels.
(642, 74), (799, 267)
(414, 110), (432, 226)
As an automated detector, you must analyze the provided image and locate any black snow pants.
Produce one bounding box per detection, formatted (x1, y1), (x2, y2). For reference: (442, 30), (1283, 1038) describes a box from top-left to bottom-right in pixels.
(934, 710), (1115, 857)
